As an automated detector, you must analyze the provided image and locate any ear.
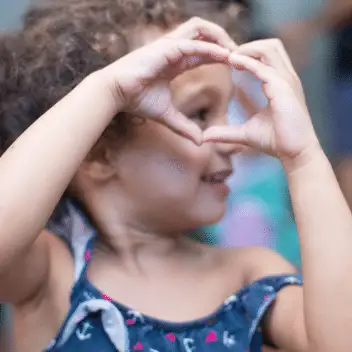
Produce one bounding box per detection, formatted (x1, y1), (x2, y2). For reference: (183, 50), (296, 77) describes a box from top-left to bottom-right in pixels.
(80, 156), (117, 183)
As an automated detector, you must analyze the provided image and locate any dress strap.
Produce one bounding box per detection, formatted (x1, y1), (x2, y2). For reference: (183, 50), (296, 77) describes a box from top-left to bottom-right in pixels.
(240, 274), (303, 344)
(70, 236), (96, 303)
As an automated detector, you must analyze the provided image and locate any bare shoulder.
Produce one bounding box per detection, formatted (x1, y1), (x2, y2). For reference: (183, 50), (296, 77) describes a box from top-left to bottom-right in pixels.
(217, 246), (305, 350)
(216, 246), (297, 285)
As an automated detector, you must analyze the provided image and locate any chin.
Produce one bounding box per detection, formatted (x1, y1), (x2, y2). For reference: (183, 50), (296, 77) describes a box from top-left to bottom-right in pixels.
(205, 209), (227, 226)
(188, 203), (227, 229)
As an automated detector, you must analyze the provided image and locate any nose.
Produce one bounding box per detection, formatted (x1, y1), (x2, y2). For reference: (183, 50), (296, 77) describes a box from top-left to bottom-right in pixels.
(211, 114), (240, 157)
(216, 141), (240, 157)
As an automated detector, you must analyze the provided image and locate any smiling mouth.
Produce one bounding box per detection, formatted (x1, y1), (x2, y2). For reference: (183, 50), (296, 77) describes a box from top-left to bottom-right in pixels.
(200, 170), (233, 184)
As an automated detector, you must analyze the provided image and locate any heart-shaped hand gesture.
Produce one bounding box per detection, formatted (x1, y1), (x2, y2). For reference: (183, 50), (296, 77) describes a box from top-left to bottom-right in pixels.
(101, 17), (236, 145)
(203, 39), (320, 171)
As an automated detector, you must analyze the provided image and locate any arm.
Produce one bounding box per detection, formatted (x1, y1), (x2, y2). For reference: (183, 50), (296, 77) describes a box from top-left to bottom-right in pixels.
(258, 147), (352, 352)
(283, 148), (352, 352)
(0, 74), (121, 303)
(257, 58), (352, 352)
(204, 38), (352, 351)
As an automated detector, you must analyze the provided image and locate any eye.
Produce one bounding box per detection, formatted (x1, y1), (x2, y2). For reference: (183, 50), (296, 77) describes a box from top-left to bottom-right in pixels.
(188, 108), (209, 128)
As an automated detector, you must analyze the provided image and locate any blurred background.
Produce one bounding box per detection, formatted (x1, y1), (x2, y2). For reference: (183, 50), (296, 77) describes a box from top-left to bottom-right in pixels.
(1, 0), (351, 350)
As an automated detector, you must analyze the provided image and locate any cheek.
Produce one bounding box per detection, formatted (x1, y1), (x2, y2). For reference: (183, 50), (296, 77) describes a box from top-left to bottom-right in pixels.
(172, 138), (211, 173)
(126, 146), (211, 199)
(116, 124), (212, 196)
(143, 142), (211, 189)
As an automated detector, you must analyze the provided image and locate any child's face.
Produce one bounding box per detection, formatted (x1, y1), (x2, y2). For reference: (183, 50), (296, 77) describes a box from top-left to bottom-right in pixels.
(101, 62), (235, 232)
(79, 28), (237, 234)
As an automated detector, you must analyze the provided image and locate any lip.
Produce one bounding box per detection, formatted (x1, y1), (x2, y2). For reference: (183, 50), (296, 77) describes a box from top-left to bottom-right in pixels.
(201, 169), (233, 183)
(210, 181), (230, 196)
(201, 169), (233, 196)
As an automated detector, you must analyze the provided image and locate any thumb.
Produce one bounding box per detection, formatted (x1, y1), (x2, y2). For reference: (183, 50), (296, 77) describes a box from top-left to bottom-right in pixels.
(161, 105), (203, 146)
(203, 125), (249, 145)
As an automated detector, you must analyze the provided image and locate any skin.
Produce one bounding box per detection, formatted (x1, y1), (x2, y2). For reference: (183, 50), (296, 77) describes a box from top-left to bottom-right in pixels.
(1, 18), (352, 352)
(277, 0), (352, 241)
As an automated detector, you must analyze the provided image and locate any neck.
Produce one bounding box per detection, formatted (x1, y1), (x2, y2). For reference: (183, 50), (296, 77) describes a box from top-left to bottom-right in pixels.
(77, 180), (208, 274)
(81, 190), (198, 273)
(97, 220), (182, 255)
(94, 223), (199, 274)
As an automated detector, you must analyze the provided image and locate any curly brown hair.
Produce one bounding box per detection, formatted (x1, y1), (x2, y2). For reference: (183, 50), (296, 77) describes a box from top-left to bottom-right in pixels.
(0, 0), (247, 153)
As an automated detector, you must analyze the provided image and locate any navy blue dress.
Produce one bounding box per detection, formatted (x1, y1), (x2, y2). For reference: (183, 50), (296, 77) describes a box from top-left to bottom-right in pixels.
(45, 202), (303, 351)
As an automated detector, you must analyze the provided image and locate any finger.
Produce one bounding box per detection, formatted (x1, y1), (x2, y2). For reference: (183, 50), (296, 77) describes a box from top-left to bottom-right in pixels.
(167, 17), (237, 51)
(229, 53), (296, 103)
(237, 145), (257, 155)
(177, 39), (230, 64)
(229, 53), (279, 86)
(236, 39), (297, 76)
(162, 39), (231, 77)
(161, 106), (203, 146)
(133, 39), (231, 84)
(203, 125), (249, 145)
(236, 40), (287, 74)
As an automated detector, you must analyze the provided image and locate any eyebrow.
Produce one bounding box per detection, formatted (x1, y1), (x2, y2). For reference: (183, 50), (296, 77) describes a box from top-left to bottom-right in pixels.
(176, 84), (222, 107)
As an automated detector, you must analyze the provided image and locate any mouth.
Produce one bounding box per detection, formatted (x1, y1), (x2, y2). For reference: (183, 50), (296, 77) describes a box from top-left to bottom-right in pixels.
(200, 170), (233, 185)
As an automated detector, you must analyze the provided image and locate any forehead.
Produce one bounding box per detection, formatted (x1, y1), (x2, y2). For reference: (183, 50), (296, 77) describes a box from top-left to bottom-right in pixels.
(171, 63), (233, 103)
(134, 26), (233, 101)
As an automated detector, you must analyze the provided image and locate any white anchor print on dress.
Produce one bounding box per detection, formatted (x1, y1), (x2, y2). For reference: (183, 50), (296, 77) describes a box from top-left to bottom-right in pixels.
(57, 299), (129, 351)
(127, 310), (145, 324)
(283, 276), (300, 285)
(183, 338), (196, 352)
(223, 331), (236, 347)
(261, 285), (275, 293)
(224, 294), (237, 311)
(76, 321), (93, 341)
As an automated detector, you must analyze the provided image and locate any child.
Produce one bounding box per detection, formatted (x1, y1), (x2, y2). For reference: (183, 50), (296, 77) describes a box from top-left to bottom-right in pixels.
(1, 1), (352, 352)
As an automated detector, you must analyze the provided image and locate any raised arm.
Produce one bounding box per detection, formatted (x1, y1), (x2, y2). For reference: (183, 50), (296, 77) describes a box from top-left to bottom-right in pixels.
(0, 73), (121, 303)
(204, 38), (352, 352)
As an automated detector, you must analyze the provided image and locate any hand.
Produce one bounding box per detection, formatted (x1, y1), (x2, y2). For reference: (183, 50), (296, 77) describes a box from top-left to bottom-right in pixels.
(100, 18), (236, 145)
(203, 39), (321, 172)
